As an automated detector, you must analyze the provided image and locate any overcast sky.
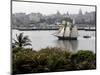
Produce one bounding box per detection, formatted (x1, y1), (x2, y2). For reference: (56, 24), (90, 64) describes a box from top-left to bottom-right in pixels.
(12, 1), (95, 15)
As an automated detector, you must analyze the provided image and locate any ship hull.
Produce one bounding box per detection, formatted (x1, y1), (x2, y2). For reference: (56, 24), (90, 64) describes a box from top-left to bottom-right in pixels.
(57, 36), (77, 40)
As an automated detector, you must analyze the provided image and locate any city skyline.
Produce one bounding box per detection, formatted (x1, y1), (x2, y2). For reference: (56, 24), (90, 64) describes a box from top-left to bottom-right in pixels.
(12, 1), (95, 15)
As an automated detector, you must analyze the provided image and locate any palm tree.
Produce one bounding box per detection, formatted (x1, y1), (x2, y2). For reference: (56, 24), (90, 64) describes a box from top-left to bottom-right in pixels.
(13, 33), (31, 48)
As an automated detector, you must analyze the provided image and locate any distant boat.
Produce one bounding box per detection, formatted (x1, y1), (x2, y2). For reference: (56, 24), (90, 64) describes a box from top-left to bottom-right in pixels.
(83, 26), (91, 38)
(83, 35), (91, 38)
(53, 19), (78, 40)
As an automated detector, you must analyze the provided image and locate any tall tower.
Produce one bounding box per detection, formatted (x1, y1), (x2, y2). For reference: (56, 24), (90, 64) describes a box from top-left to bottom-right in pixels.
(73, 18), (75, 24)
(56, 11), (61, 15)
(79, 9), (83, 15)
(67, 12), (69, 16)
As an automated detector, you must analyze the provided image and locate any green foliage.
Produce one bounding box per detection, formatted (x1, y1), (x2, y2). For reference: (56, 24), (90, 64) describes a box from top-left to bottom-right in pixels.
(13, 33), (31, 48)
(12, 47), (33, 53)
(13, 47), (96, 74)
(70, 50), (96, 70)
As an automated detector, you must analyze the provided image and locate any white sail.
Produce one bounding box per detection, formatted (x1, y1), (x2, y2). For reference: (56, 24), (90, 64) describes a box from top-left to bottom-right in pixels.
(52, 26), (63, 36)
(71, 26), (78, 37)
(64, 26), (71, 37)
(57, 26), (65, 36)
(58, 26), (63, 33)
(53, 19), (78, 40)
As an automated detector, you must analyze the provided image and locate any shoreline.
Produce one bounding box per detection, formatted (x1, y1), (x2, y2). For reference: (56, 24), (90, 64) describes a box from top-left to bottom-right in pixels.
(12, 28), (96, 31)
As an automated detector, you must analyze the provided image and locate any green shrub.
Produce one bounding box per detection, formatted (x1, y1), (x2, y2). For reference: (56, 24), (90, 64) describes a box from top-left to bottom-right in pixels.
(13, 47), (96, 74)
(70, 50), (96, 70)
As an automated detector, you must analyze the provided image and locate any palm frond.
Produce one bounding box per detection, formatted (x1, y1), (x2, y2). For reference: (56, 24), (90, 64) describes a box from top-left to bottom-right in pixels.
(23, 43), (32, 46)
(18, 33), (23, 43)
(13, 38), (18, 43)
(22, 35), (31, 44)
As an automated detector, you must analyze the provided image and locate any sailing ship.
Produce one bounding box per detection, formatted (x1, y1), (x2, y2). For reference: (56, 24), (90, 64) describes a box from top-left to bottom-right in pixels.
(53, 19), (78, 40)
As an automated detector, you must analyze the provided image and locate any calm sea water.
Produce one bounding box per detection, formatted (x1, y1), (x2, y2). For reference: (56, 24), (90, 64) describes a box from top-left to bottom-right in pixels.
(12, 30), (96, 53)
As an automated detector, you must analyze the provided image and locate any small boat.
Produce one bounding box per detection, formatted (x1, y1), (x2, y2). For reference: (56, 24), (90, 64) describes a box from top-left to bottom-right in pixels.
(83, 35), (91, 38)
(53, 19), (78, 40)
(83, 26), (91, 38)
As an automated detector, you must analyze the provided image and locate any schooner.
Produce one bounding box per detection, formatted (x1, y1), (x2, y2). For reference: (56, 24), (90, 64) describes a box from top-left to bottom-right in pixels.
(53, 18), (78, 40)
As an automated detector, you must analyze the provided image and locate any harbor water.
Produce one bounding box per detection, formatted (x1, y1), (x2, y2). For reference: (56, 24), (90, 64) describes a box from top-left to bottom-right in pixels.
(12, 30), (96, 53)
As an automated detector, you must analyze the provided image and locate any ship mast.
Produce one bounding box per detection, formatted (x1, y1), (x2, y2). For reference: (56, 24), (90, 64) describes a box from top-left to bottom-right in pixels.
(62, 21), (67, 37)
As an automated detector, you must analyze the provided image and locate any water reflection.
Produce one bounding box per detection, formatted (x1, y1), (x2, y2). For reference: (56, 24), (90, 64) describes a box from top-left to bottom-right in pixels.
(12, 30), (95, 52)
(55, 40), (78, 52)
